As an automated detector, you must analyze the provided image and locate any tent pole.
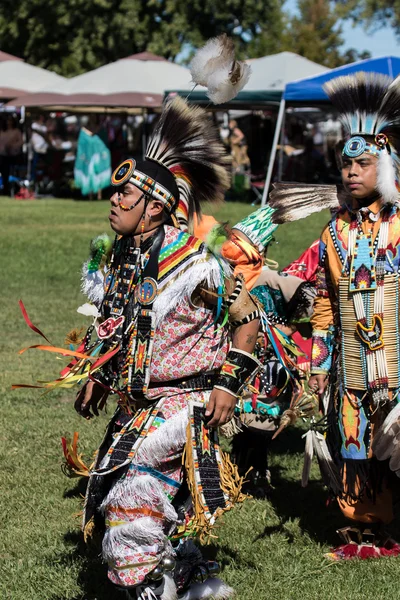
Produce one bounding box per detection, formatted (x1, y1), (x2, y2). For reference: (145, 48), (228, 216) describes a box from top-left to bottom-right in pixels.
(277, 105), (286, 180)
(261, 99), (285, 206)
(141, 109), (147, 159)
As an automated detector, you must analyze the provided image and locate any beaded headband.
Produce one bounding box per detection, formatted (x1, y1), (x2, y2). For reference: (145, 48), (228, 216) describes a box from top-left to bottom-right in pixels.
(343, 133), (389, 159)
(111, 158), (176, 212)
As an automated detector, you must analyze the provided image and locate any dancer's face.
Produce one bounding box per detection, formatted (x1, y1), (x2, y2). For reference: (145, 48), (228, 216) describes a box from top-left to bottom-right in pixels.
(108, 183), (146, 235)
(341, 153), (378, 199)
(109, 183), (165, 236)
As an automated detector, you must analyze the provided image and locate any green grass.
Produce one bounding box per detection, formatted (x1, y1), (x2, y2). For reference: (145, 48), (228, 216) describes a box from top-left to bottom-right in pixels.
(2, 196), (400, 600)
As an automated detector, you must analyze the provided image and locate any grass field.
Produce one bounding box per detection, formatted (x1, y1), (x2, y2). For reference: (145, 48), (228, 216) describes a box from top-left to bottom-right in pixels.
(2, 196), (400, 600)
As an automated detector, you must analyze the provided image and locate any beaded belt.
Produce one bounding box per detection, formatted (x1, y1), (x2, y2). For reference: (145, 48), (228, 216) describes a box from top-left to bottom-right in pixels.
(148, 371), (217, 391)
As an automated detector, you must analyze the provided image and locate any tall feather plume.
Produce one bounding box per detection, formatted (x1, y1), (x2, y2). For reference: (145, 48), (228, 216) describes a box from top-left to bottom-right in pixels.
(146, 96), (230, 222)
(190, 34), (251, 104)
(268, 183), (349, 224)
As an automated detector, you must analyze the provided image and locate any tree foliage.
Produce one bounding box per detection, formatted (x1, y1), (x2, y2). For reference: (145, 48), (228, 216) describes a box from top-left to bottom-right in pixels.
(0, 0), (285, 76)
(281, 0), (370, 68)
(335, 0), (400, 36)
(0, 0), (370, 77)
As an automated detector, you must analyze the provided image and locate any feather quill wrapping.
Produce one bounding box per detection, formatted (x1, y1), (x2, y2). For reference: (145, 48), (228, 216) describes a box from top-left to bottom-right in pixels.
(268, 183), (347, 224)
(190, 34), (251, 104)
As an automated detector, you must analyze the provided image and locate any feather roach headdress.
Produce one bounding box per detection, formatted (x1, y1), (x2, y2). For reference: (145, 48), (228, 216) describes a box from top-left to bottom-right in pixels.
(111, 96), (230, 230)
(324, 71), (400, 205)
(190, 34), (251, 105)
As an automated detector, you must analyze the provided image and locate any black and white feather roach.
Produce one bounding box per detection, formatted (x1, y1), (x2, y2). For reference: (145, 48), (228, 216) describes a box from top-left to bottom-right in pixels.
(146, 96), (231, 224)
(324, 72), (393, 136)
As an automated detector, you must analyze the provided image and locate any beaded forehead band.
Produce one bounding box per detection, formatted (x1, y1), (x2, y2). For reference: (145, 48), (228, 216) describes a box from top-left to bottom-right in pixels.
(111, 158), (176, 212)
(343, 133), (389, 158)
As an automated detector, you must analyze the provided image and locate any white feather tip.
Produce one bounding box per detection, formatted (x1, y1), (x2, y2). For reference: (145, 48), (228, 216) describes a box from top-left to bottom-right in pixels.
(190, 34), (251, 104)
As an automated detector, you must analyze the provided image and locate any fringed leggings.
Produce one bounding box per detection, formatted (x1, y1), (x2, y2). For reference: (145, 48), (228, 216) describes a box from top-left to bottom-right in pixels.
(100, 391), (197, 588)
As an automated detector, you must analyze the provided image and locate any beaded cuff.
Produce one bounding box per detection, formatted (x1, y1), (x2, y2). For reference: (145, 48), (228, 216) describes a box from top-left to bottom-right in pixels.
(214, 349), (261, 397)
(311, 328), (335, 374)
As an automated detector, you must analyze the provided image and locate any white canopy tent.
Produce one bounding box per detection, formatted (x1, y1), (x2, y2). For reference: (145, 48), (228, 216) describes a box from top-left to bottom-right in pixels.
(10, 52), (191, 111)
(244, 51), (329, 92)
(0, 52), (66, 99)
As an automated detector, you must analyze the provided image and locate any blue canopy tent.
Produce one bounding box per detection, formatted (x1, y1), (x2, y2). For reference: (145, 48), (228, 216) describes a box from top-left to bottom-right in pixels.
(262, 56), (400, 205)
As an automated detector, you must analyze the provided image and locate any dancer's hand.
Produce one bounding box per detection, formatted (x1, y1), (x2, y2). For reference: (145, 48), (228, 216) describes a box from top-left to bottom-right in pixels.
(308, 374), (328, 399)
(74, 381), (109, 420)
(205, 388), (237, 428)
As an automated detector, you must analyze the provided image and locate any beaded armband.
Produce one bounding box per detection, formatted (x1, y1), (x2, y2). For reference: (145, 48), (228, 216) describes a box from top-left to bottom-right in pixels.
(311, 328), (335, 374)
(227, 275), (260, 327)
(215, 349), (262, 397)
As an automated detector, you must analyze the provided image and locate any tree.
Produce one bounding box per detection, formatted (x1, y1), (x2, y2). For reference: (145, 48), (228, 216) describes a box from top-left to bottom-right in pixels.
(0, 0), (287, 77)
(280, 0), (370, 68)
(335, 0), (400, 37)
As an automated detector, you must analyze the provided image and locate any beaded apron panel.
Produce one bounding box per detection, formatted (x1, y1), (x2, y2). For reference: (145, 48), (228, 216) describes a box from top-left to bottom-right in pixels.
(339, 274), (400, 390)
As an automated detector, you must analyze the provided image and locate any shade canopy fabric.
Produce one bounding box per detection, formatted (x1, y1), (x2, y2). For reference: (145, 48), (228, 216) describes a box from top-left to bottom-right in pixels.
(10, 52), (191, 110)
(167, 52), (328, 107)
(0, 56), (65, 99)
(0, 51), (23, 62)
(284, 56), (400, 102)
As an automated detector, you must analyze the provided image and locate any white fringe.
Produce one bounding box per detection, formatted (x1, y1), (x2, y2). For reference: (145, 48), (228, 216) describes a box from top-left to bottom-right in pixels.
(81, 261), (105, 305)
(179, 578), (235, 600)
(153, 257), (231, 327)
(101, 473), (178, 523)
(102, 517), (164, 562)
(135, 409), (189, 468)
(377, 150), (400, 205)
(219, 417), (242, 438)
(161, 574), (178, 600)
